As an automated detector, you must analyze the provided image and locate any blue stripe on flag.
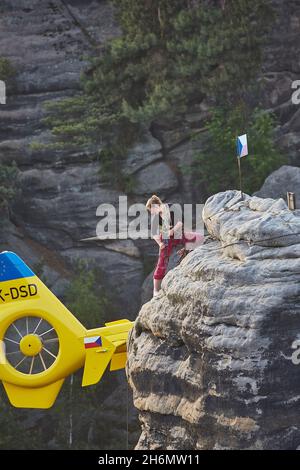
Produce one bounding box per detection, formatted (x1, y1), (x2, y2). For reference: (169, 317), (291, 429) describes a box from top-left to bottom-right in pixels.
(237, 138), (243, 157)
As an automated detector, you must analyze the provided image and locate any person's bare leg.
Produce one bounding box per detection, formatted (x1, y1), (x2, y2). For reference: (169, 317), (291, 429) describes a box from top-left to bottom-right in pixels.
(153, 279), (162, 296)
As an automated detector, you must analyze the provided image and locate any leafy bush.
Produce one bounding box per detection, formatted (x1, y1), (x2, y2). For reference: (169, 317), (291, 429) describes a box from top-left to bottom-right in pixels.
(0, 57), (15, 82)
(64, 261), (111, 329)
(0, 162), (18, 216)
(193, 106), (284, 195)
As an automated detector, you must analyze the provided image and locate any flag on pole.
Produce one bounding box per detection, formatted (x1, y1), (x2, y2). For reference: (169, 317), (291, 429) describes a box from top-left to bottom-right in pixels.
(237, 134), (248, 158)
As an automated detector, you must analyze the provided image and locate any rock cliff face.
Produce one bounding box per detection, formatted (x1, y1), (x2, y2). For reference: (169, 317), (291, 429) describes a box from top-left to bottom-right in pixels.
(261, 0), (300, 165)
(255, 165), (300, 209)
(0, 0), (300, 450)
(0, 0), (145, 314)
(127, 191), (300, 450)
(0, 0), (300, 318)
(0, 1), (138, 450)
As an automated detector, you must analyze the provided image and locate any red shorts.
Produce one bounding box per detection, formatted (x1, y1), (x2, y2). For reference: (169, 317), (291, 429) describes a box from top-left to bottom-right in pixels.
(153, 232), (204, 280)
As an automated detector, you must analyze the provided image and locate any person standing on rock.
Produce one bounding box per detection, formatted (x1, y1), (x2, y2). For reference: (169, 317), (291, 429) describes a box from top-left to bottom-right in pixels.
(146, 195), (204, 297)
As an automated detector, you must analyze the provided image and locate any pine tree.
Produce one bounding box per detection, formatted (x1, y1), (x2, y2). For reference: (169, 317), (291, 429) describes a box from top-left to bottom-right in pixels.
(45, 0), (273, 147)
(43, 1), (281, 193)
(0, 162), (18, 221)
(193, 105), (284, 195)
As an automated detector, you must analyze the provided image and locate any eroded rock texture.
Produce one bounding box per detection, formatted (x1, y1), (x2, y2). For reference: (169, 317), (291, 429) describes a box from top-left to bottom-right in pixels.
(1, 0), (300, 314)
(256, 165), (300, 209)
(128, 191), (300, 450)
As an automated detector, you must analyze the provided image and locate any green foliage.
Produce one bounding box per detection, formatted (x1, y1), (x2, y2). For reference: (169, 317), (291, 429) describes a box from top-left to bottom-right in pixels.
(0, 162), (18, 215)
(193, 106), (285, 195)
(64, 260), (109, 329)
(44, 0), (274, 186)
(0, 392), (41, 449)
(0, 57), (15, 81)
(98, 146), (135, 191)
(0, 371), (130, 449)
(50, 371), (110, 450)
(29, 141), (46, 151)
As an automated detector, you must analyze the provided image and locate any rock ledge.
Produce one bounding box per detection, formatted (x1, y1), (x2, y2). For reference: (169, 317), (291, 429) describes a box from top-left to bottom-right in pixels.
(128, 190), (300, 450)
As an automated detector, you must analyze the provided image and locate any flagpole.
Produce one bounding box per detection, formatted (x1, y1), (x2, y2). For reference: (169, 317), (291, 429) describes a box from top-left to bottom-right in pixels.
(236, 134), (247, 200)
(237, 156), (243, 199)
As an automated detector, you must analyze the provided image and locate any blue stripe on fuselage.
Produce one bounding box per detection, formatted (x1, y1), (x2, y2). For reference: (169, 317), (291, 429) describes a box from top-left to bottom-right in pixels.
(0, 252), (35, 282)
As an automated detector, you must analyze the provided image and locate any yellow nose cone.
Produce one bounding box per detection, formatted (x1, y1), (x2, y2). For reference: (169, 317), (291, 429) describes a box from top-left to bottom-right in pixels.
(20, 334), (42, 357)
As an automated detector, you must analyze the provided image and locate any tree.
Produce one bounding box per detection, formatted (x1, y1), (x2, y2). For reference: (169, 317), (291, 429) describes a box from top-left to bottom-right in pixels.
(44, 0), (274, 149)
(0, 57), (15, 82)
(64, 261), (110, 328)
(43, 1), (282, 194)
(193, 105), (284, 195)
(0, 162), (18, 220)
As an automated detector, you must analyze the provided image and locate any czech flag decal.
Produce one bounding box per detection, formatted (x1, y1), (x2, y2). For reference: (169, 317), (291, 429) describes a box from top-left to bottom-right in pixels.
(84, 336), (102, 349)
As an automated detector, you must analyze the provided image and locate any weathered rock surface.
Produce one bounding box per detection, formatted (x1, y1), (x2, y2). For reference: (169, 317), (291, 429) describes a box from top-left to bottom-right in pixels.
(1, 0), (300, 318)
(141, 252), (181, 305)
(255, 165), (300, 209)
(261, 0), (300, 165)
(123, 131), (163, 176)
(128, 190), (300, 450)
(0, 0), (146, 315)
(0, 2), (140, 451)
(133, 161), (178, 196)
(0, 0), (300, 450)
